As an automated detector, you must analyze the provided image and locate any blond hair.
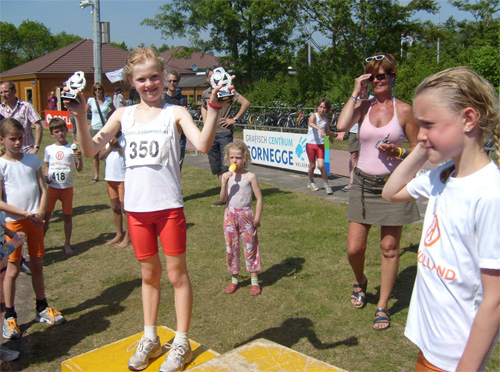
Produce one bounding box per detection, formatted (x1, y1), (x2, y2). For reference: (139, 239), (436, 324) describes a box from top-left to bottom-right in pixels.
(0, 118), (24, 156)
(224, 141), (251, 169)
(123, 47), (165, 83)
(414, 66), (500, 159)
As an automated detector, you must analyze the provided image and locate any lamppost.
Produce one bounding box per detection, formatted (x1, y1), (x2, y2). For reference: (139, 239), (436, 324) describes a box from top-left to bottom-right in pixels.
(80, 0), (102, 84)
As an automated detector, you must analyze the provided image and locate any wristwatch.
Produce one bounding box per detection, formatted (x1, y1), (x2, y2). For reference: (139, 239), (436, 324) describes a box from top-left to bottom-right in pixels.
(233, 117), (239, 122)
(35, 145), (40, 150)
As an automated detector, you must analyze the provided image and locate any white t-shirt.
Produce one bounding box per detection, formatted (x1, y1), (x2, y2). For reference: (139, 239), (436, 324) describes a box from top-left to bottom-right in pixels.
(121, 104), (182, 212)
(104, 135), (126, 182)
(44, 143), (78, 189)
(306, 113), (327, 145)
(405, 161), (500, 371)
(0, 154), (42, 222)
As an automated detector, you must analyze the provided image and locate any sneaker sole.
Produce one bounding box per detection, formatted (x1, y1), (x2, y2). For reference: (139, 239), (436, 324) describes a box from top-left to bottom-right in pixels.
(128, 346), (162, 371)
(2, 331), (21, 340)
(34, 316), (65, 325)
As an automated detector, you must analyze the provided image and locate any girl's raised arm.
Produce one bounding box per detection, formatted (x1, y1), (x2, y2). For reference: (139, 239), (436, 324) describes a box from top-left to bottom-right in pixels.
(65, 91), (121, 158)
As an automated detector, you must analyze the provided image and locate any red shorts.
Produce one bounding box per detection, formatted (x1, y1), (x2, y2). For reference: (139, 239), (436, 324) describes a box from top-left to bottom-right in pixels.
(415, 351), (447, 372)
(127, 208), (187, 260)
(6, 218), (45, 262)
(46, 186), (74, 214)
(306, 143), (325, 163)
(107, 181), (124, 203)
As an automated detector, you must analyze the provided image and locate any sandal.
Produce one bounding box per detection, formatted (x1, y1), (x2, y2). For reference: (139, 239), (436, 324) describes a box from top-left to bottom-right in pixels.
(250, 285), (261, 296)
(91, 178), (99, 183)
(225, 283), (240, 294)
(343, 184), (352, 190)
(351, 277), (368, 309)
(373, 308), (390, 331)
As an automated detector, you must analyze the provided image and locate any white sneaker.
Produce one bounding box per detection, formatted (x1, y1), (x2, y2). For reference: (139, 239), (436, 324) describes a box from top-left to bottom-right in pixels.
(307, 182), (319, 191)
(35, 307), (65, 325)
(325, 184), (333, 195)
(127, 336), (162, 371)
(159, 343), (193, 372)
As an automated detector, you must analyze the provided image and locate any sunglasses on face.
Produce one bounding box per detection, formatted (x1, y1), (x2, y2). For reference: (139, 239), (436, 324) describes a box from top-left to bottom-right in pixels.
(167, 80), (179, 83)
(368, 73), (390, 82)
(94, 88), (103, 91)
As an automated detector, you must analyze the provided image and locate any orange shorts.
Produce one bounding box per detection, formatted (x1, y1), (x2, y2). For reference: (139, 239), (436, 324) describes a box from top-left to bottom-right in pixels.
(415, 351), (447, 372)
(6, 218), (45, 262)
(127, 207), (187, 260)
(107, 181), (124, 203)
(46, 186), (74, 214)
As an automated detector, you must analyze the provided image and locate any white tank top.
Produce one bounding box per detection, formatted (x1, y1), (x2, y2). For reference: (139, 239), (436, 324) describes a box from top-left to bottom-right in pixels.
(306, 113), (327, 145)
(121, 104), (183, 212)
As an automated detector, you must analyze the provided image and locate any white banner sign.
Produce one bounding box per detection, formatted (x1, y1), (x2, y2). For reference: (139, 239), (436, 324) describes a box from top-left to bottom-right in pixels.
(244, 129), (323, 174)
(105, 68), (124, 83)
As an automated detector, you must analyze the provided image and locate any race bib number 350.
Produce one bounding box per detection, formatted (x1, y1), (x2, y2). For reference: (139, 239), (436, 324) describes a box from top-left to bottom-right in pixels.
(123, 128), (171, 167)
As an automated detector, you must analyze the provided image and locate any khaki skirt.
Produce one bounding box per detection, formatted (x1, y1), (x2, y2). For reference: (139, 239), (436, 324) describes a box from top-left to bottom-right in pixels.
(346, 168), (420, 226)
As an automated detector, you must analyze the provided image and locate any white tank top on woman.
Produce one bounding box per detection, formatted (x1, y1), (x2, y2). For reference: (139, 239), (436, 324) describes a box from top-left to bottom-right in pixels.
(121, 104), (182, 212)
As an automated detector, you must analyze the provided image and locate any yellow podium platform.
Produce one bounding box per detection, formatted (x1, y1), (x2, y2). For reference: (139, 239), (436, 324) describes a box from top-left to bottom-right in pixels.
(189, 338), (347, 372)
(61, 326), (219, 371)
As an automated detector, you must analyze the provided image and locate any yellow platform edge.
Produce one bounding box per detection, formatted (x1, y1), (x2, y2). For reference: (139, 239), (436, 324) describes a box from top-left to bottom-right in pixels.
(61, 326), (219, 372)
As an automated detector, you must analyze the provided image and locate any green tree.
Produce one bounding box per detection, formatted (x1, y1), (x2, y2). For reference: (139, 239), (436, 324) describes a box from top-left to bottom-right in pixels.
(142, 0), (299, 82)
(53, 31), (83, 49)
(0, 21), (21, 72)
(17, 20), (56, 63)
(298, 0), (438, 71)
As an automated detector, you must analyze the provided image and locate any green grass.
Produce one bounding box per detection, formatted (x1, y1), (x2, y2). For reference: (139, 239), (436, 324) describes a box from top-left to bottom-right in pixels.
(4, 131), (499, 371)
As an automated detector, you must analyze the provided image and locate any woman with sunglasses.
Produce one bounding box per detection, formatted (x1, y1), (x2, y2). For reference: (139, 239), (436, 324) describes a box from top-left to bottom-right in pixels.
(337, 53), (420, 330)
(87, 83), (113, 182)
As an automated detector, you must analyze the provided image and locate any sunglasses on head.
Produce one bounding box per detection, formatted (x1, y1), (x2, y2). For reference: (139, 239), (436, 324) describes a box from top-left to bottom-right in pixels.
(368, 73), (390, 82)
(366, 54), (389, 63)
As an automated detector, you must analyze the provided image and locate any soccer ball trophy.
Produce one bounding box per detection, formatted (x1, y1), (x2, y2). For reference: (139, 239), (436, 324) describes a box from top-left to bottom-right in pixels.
(61, 71), (86, 104)
(210, 67), (234, 101)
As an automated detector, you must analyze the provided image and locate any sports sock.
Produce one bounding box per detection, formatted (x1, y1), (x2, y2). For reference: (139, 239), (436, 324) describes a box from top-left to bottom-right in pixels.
(251, 277), (259, 286)
(4, 306), (16, 319)
(36, 298), (48, 313)
(173, 331), (189, 346)
(231, 276), (239, 285)
(144, 325), (157, 341)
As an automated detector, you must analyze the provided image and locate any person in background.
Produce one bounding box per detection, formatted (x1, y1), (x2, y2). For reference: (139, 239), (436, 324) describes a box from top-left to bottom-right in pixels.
(336, 53), (420, 330)
(87, 83), (113, 183)
(113, 87), (126, 110)
(162, 69), (188, 170)
(47, 91), (58, 111)
(305, 98), (334, 195)
(201, 66), (251, 207)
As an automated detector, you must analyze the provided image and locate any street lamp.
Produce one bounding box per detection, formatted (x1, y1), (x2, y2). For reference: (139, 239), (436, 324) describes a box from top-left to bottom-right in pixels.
(80, 0), (102, 84)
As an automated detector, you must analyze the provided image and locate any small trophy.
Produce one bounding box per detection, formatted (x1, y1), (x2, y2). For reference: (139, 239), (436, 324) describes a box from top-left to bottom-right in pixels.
(210, 67), (234, 101)
(61, 71), (86, 104)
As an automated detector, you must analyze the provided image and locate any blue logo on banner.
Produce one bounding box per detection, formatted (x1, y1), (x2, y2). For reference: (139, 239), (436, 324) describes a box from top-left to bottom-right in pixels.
(295, 137), (307, 160)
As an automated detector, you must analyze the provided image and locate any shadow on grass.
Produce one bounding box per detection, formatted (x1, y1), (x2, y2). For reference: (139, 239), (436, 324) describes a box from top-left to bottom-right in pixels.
(365, 262), (418, 317)
(183, 186), (221, 202)
(8, 278), (142, 370)
(47, 204), (110, 223)
(234, 317), (358, 350)
(43, 232), (119, 265)
(239, 257), (305, 289)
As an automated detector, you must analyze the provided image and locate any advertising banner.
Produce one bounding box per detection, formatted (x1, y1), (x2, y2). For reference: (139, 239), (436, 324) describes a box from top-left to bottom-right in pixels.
(45, 110), (73, 129)
(243, 129), (329, 175)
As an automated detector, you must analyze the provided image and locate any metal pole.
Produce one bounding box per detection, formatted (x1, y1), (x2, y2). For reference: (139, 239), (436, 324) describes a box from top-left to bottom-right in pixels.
(437, 5), (441, 64)
(93, 0), (102, 83)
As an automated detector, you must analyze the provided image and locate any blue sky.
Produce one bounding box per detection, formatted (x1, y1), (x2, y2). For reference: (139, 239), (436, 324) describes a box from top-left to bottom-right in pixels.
(1, 0), (473, 50)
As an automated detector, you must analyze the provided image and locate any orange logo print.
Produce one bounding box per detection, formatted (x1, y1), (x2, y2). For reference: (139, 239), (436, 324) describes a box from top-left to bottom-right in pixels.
(56, 151), (64, 160)
(424, 214), (440, 247)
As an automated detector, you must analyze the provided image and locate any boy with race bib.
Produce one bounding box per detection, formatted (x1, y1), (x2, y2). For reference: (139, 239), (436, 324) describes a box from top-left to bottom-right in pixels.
(43, 118), (83, 255)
